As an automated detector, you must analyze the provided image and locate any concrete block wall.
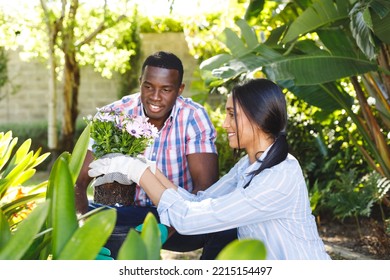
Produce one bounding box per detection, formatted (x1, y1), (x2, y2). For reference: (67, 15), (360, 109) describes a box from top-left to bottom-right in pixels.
(0, 32), (198, 125)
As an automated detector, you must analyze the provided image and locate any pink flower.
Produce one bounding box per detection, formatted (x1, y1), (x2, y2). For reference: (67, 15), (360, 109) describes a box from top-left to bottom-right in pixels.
(125, 119), (143, 138)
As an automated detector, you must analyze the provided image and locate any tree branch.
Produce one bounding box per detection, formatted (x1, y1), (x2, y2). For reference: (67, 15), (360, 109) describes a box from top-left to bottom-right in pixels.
(77, 0), (127, 47)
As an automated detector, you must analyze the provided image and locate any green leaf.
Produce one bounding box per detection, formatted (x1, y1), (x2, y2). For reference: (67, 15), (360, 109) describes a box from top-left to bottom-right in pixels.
(140, 213), (161, 260)
(8, 169), (36, 187)
(279, 81), (345, 112)
(236, 19), (259, 49)
(0, 201), (50, 260)
(317, 29), (357, 57)
(29, 149), (51, 169)
(68, 124), (90, 184)
(3, 139), (32, 176)
(218, 28), (250, 57)
(200, 54), (234, 71)
(282, 0), (350, 43)
(0, 152), (33, 196)
(2, 192), (45, 217)
(350, 3), (376, 60)
(51, 155), (78, 259)
(0, 131), (16, 170)
(266, 55), (377, 85)
(0, 210), (11, 248)
(216, 239), (267, 260)
(244, 0), (265, 21)
(371, 3), (390, 44)
(57, 208), (116, 260)
(117, 229), (148, 260)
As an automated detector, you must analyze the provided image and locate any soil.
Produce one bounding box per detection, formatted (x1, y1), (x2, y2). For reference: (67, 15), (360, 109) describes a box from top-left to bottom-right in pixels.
(318, 217), (390, 260)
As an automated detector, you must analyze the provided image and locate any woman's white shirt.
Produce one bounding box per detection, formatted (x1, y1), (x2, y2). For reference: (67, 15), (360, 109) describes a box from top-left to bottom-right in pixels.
(157, 151), (330, 260)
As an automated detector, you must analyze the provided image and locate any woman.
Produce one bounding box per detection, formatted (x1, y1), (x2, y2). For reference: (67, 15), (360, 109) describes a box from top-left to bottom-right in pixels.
(89, 78), (331, 260)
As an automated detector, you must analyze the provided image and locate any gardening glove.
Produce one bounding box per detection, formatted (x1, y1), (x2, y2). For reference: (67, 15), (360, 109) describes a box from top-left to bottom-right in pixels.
(135, 223), (169, 245)
(88, 155), (151, 185)
(92, 172), (133, 187)
(136, 155), (156, 174)
(95, 247), (114, 260)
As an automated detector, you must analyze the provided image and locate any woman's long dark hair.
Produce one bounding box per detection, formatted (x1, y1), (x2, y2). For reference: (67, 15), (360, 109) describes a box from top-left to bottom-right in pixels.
(232, 79), (288, 186)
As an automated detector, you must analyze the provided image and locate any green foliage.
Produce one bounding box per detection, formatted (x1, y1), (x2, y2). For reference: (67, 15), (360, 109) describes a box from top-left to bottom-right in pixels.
(0, 126), (116, 260)
(324, 169), (377, 221)
(0, 131), (50, 229)
(320, 169), (390, 236)
(199, 0), (390, 215)
(139, 15), (183, 33)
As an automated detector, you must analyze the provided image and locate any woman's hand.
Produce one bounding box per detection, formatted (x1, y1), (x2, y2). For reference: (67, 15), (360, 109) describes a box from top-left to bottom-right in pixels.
(88, 155), (155, 185)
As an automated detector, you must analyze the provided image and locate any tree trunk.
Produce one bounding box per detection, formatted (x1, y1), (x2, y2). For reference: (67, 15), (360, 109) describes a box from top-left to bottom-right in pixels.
(61, 49), (80, 152)
(47, 34), (58, 153)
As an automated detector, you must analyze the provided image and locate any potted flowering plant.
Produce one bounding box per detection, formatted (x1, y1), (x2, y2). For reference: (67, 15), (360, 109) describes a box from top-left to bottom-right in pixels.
(86, 108), (158, 206)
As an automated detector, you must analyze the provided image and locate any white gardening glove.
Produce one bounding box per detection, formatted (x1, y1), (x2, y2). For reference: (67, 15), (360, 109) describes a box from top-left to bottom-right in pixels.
(92, 172), (133, 187)
(88, 155), (151, 185)
(136, 155), (157, 174)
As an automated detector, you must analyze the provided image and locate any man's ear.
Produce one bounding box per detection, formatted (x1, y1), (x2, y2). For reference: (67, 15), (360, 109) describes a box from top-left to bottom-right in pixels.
(178, 83), (185, 96)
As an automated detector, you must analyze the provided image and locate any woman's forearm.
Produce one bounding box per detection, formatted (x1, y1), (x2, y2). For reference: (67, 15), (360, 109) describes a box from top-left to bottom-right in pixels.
(155, 169), (178, 190)
(139, 168), (177, 206)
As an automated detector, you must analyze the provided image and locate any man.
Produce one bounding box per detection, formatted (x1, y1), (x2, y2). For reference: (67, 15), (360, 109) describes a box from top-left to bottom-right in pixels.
(75, 51), (237, 259)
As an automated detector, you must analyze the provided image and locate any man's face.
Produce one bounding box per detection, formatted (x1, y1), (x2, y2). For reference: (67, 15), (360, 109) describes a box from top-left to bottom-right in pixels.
(140, 66), (184, 129)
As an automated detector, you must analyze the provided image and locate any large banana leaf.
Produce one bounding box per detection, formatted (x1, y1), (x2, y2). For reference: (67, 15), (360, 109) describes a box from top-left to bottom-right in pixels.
(201, 20), (377, 110)
(282, 0), (350, 43)
(371, 1), (390, 44)
(350, 0), (390, 60)
(265, 55), (377, 85)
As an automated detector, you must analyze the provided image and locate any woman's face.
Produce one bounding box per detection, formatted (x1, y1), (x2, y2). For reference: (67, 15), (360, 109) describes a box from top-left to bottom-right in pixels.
(222, 95), (261, 157)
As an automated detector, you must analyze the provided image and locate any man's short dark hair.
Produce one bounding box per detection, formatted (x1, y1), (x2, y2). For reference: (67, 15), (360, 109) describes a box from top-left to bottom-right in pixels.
(141, 51), (184, 85)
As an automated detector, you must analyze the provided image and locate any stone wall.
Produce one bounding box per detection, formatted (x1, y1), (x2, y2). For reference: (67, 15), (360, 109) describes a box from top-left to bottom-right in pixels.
(0, 32), (198, 125)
